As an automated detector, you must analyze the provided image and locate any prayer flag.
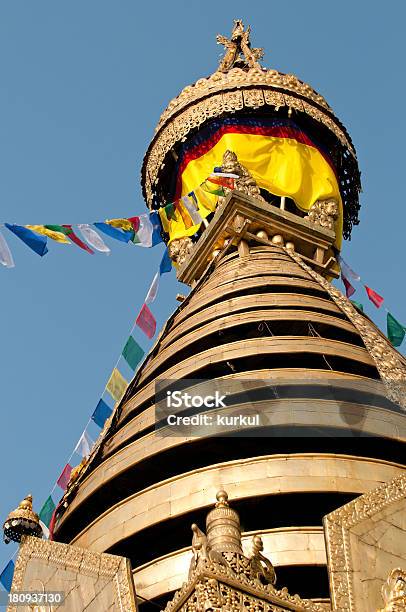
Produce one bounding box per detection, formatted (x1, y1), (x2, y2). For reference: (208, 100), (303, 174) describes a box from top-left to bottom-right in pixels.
(5, 224), (48, 257)
(134, 213), (162, 247)
(338, 255), (361, 282)
(150, 211), (163, 246)
(128, 216), (140, 232)
(106, 368), (128, 402)
(0, 560), (14, 592)
(181, 195), (203, 225)
(57, 464), (73, 490)
(40, 520), (50, 540)
(200, 180), (226, 197)
(387, 312), (406, 347)
(210, 171), (239, 178)
(122, 336), (145, 371)
(164, 203), (177, 221)
(145, 272), (159, 304)
(39, 496), (56, 528)
(93, 222), (133, 243)
(342, 275), (355, 298)
(207, 176), (235, 189)
(175, 201), (194, 229)
(365, 285), (384, 308)
(77, 224), (110, 254)
(92, 399), (112, 428)
(27, 225), (70, 244)
(159, 249), (172, 275)
(62, 225), (94, 254)
(74, 430), (93, 457)
(136, 303), (156, 338)
(0, 227), (15, 268)
(350, 300), (364, 312)
(105, 218), (134, 232)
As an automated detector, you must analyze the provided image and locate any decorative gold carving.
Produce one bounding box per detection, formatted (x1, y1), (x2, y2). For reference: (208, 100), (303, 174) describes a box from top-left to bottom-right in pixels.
(189, 523), (230, 578)
(323, 474), (406, 612)
(249, 535), (276, 586)
(305, 199), (339, 232)
(168, 237), (195, 266)
(378, 569), (406, 612)
(167, 489), (325, 612)
(220, 150), (264, 202)
(283, 247), (406, 409)
(217, 20), (264, 72)
(143, 85), (354, 207)
(9, 535), (137, 612)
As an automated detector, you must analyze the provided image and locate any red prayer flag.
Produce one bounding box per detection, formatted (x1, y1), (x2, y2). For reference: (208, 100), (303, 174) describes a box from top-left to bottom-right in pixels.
(128, 216), (140, 232)
(62, 225), (94, 254)
(57, 463), (73, 490)
(136, 303), (156, 339)
(365, 285), (384, 308)
(207, 176), (235, 189)
(48, 501), (61, 541)
(342, 275), (355, 298)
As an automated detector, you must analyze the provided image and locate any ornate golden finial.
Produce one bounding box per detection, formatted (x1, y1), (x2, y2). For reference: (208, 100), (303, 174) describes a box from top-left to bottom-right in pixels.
(220, 150), (265, 201)
(217, 20), (264, 72)
(206, 489), (243, 554)
(3, 494), (43, 544)
(378, 568), (406, 612)
(250, 535), (276, 585)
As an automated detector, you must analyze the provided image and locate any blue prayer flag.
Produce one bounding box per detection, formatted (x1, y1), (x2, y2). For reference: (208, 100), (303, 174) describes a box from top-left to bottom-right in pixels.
(93, 223), (133, 243)
(159, 249), (172, 275)
(150, 212), (163, 246)
(5, 224), (48, 257)
(92, 399), (112, 428)
(0, 560), (14, 592)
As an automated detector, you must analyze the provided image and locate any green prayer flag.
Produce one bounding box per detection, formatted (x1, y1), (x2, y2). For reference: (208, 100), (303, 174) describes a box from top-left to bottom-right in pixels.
(122, 336), (145, 371)
(39, 495), (55, 528)
(165, 203), (177, 221)
(387, 312), (406, 347)
(350, 300), (364, 312)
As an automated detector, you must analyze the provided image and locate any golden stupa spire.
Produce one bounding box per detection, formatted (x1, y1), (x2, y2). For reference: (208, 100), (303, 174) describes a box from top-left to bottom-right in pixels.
(217, 19), (264, 72)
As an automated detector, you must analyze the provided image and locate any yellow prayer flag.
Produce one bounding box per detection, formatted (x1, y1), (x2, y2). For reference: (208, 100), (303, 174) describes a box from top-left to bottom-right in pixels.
(105, 218), (133, 232)
(106, 368), (128, 402)
(26, 225), (70, 244)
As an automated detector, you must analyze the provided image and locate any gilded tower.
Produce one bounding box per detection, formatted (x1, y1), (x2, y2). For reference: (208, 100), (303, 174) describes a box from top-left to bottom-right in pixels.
(43, 21), (406, 610)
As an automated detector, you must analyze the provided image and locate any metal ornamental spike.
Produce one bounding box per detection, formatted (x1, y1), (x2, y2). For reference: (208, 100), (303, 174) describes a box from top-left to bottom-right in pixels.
(3, 494), (43, 544)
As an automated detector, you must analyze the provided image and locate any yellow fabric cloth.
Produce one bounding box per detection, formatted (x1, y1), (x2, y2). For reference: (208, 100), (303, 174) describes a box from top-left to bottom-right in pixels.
(105, 218), (134, 232)
(178, 133), (343, 246)
(106, 368), (127, 402)
(26, 225), (70, 244)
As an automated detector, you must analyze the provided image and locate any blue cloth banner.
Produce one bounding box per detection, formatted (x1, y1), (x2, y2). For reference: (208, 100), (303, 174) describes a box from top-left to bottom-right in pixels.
(0, 560), (14, 592)
(159, 248), (172, 275)
(150, 212), (163, 246)
(5, 224), (48, 257)
(93, 223), (133, 243)
(91, 399), (113, 429)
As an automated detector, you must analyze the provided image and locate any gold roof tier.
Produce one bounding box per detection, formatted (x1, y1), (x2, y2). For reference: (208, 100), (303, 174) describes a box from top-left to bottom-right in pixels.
(141, 20), (361, 239)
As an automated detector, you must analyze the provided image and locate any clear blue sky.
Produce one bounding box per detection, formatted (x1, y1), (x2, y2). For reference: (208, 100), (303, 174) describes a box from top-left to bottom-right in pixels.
(1, 1), (405, 575)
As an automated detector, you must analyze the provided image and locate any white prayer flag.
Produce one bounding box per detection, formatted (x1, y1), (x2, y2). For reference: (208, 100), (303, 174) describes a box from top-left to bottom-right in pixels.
(0, 227), (15, 268)
(77, 224), (111, 254)
(134, 214), (154, 247)
(145, 272), (159, 304)
(74, 430), (94, 457)
(338, 255), (361, 282)
(181, 195), (203, 225)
